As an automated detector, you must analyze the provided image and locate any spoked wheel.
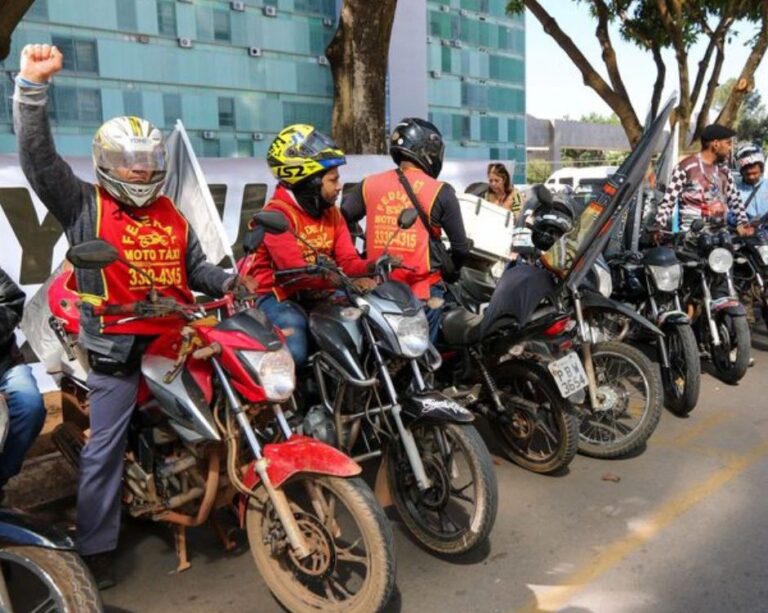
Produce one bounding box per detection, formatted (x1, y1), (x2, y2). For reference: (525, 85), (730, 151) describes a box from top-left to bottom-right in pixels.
(663, 324), (701, 416)
(710, 313), (750, 384)
(0, 546), (103, 612)
(492, 361), (578, 474)
(387, 423), (497, 556)
(246, 475), (395, 613)
(577, 341), (663, 459)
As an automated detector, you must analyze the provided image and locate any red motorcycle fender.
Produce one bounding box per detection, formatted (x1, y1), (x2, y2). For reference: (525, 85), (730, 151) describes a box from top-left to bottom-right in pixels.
(238, 435), (361, 525)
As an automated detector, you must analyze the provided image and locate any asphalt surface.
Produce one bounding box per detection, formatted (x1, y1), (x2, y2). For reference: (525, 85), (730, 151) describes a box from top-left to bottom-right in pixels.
(93, 328), (768, 613)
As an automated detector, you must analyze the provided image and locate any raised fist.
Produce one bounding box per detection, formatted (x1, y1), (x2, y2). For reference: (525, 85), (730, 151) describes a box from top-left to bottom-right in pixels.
(19, 44), (63, 84)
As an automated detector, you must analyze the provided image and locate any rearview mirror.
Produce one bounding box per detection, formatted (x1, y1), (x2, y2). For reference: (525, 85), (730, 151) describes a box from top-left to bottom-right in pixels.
(398, 208), (419, 230)
(250, 211), (289, 234)
(242, 227), (265, 255)
(66, 240), (119, 269)
(533, 184), (554, 206)
(690, 218), (705, 232)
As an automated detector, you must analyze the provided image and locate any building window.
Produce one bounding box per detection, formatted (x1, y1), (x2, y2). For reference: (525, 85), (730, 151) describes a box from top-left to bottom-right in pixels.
(25, 0), (48, 20)
(157, 1), (177, 36)
(202, 139), (220, 157)
(283, 101), (332, 133)
(480, 116), (499, 142)
(50, 86), (102, 125)
(213, 9), (231, 43)
(0, 81), (10, 123)
(236, 139), (252, 158)
(123, 90), (143, 117)
(52, 37), (99, 74)
(163, 93), (182, 127)
(116, 0), (138, 32)
(218, 97), (235, 128)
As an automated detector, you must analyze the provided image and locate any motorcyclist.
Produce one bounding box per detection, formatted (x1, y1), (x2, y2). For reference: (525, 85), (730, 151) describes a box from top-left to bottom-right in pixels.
(731, 142), (768, 225)
(341, 117), (470, 339)
(0, 267), (46, 505)
(654, 123), (753, 237)
(238, 124), (376, 366)
(13, 43), (254, 588)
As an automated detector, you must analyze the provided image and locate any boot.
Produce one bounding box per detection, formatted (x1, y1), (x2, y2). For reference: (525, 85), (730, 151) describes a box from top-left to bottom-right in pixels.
(81, 552), (116, 590)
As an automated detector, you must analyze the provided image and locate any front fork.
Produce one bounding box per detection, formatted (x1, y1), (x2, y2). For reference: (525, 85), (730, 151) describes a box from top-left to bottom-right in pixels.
(573, 293), (601, 410)
(361, 319), (433, 491)
(211, 357), (311, 559)
(701, 275), (723, 347)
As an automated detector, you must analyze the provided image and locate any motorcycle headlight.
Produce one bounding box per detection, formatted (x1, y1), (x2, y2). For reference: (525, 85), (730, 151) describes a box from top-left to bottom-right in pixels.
(708, 248), (733, 274)
(383, 312), (429, 358)
(648, 264), (682, 292)
(756, 245), (768, 266)
(239, 348), (295, 402)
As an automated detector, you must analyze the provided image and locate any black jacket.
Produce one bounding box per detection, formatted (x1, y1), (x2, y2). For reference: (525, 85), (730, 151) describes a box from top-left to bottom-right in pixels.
(0, 267), (25, 376)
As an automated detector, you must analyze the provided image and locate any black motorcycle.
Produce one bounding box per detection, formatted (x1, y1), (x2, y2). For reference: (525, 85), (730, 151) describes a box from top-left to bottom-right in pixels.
(250, 210), (498, 557)
(732, 218), (768, 328)
(0, 396), (103, 612)
(436, 266), (579, 475)
(607, 246), (701, 415)
(676, 219), (751, 384)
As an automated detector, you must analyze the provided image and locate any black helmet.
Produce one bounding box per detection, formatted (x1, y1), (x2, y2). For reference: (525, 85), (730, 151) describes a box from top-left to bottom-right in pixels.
(389, 117), (445, 178)
(527, 185), (575, 251)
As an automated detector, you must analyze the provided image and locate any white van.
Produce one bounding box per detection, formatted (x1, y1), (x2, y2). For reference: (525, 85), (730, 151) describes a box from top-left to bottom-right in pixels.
(545, 165), (617, 192)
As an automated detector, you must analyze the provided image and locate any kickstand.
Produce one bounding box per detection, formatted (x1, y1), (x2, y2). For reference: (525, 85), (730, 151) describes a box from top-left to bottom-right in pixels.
(173, 525), (192, 573)
(211, 515), (237, 552)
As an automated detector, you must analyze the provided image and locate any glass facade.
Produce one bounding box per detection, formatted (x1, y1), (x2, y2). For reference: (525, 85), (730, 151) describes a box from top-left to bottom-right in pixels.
(1, 0), (525, 177)
(426, 0), (526, 182)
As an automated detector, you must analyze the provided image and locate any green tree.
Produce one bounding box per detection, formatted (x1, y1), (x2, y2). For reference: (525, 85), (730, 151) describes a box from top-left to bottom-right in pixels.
(527, 158), (552, 183)
(507, 1), (768, 148)
(579, 112), (621, 125)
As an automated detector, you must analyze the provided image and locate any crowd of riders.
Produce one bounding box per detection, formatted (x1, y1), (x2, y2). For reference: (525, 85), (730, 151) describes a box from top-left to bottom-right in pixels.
(3, 41), (768, 598)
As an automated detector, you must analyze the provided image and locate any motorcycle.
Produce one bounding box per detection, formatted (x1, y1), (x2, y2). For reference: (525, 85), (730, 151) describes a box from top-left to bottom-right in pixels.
(675, 219), (751, 384)
(732, 213), (768, 328)
(607, 244), (701, 415)
(48, 238), (396, 613)
(0, 393), (103, 612)
(250, 209), (498, 557)
(436, 266), (580, 475)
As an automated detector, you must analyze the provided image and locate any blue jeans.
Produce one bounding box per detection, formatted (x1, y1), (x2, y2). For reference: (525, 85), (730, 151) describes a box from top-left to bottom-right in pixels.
(257, 295), (309, 366)
(425, 285), (447, 345)
(0, 364), (46, 488)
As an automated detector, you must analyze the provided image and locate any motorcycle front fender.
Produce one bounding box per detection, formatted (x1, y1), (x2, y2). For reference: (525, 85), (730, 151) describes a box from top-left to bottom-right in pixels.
(0, 509), (75, 550)
(401, 391), (475, 425)
(711, 299), (746, 316)
(238, 435), (361, 524)
(581, 289), (664, 337)
(658, 310), (690, 327)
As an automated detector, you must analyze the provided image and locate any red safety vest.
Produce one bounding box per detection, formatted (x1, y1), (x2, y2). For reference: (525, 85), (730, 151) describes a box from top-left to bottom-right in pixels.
(363, 168), (442, 299)
(83, 187), (193, 334)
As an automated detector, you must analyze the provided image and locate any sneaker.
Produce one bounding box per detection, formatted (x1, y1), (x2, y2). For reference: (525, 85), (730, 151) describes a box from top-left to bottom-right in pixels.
(81, 552), (116, 591)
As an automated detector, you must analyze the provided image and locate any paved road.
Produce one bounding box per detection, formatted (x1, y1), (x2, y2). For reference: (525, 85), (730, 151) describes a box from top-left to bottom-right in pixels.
(98, 330), (768, 613)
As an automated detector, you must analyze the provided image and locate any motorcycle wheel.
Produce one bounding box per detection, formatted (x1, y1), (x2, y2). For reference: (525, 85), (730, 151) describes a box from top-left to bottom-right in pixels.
(0, 546), (103, 612)
(387, 423), (497, 556)
(577, 341), (663, 459)
(246, 475), (395, 613)
(491, 360), (579, 474)
(710, 313), (751, 384)
(663, 324), (701, 416)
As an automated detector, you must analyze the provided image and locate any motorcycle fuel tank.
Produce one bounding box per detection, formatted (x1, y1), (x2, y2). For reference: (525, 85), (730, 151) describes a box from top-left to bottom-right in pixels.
(309, 302), (367, 381)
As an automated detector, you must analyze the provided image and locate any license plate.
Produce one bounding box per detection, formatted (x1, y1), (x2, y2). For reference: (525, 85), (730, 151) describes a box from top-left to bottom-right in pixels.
(547, 352), (589, 398)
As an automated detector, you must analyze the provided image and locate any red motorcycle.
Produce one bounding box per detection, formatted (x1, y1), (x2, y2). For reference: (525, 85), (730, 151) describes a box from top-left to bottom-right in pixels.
(47, 239), (395, 613)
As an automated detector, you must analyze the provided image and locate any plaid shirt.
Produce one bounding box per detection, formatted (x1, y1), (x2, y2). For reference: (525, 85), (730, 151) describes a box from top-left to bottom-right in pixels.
(655, 154), (747, 231)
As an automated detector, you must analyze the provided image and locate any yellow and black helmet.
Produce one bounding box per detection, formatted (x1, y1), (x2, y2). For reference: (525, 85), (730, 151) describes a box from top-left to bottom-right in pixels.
(267, 124), (346, 186)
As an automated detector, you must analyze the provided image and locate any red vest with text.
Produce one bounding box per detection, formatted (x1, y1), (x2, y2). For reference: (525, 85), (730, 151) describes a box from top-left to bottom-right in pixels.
(244, 193), (344, 300)
(363, 168), (442, 299)
(85, 187), (193, 334)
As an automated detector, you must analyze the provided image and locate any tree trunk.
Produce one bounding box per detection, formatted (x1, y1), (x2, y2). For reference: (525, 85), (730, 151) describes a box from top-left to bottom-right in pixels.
(0, 0), (35, 60)
(326, 0), (398, 154)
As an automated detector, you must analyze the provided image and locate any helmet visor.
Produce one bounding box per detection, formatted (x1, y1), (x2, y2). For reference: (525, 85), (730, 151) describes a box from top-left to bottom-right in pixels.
(285, 130), (342, 161)
(94, 144), (166, 174)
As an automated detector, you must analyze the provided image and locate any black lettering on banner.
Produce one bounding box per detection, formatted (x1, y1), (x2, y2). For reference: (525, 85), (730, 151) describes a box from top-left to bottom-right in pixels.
(0, 188), (65, 284)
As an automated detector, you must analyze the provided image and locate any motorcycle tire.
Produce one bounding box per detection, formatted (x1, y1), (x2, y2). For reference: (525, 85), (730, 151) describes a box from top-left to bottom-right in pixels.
(577, 341), (663, 459)
(246, 475), (395, 613)
(0, 546), (103, 612)
(491, 360), (579, 474)
(663, 324), (701, 416)
(711, 313), (751, 384)
(387, 423), (497, 556)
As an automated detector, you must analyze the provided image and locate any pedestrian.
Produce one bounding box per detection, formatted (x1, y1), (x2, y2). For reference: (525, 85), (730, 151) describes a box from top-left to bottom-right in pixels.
(485, 162), (522, 215)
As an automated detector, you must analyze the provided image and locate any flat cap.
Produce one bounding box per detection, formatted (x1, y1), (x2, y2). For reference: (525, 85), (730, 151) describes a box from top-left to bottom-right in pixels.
(700, 123), (736, 142)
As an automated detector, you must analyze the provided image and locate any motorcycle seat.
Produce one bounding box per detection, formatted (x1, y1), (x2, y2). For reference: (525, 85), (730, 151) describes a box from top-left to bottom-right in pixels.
(441, 308), (484, 346)
(459, 267), (497, 304)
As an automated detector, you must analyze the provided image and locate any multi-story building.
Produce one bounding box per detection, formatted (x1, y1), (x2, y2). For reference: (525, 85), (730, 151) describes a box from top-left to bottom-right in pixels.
(1, 0), (525, 181)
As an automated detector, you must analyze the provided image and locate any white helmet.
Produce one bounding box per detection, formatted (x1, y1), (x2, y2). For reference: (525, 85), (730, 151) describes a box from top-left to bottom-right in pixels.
(92, 116), (167, 208)
(735, 142), (765, 172)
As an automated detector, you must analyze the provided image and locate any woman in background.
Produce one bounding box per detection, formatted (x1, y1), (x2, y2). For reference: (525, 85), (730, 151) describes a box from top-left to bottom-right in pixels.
(485, 162), (522, 215)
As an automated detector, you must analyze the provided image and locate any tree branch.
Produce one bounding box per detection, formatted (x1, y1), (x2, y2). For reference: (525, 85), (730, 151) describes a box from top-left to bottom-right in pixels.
(592, 0), (631, 102)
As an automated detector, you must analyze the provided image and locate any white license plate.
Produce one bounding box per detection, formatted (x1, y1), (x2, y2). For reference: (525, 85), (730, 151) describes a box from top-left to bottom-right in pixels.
(547, 352), (589, 398)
